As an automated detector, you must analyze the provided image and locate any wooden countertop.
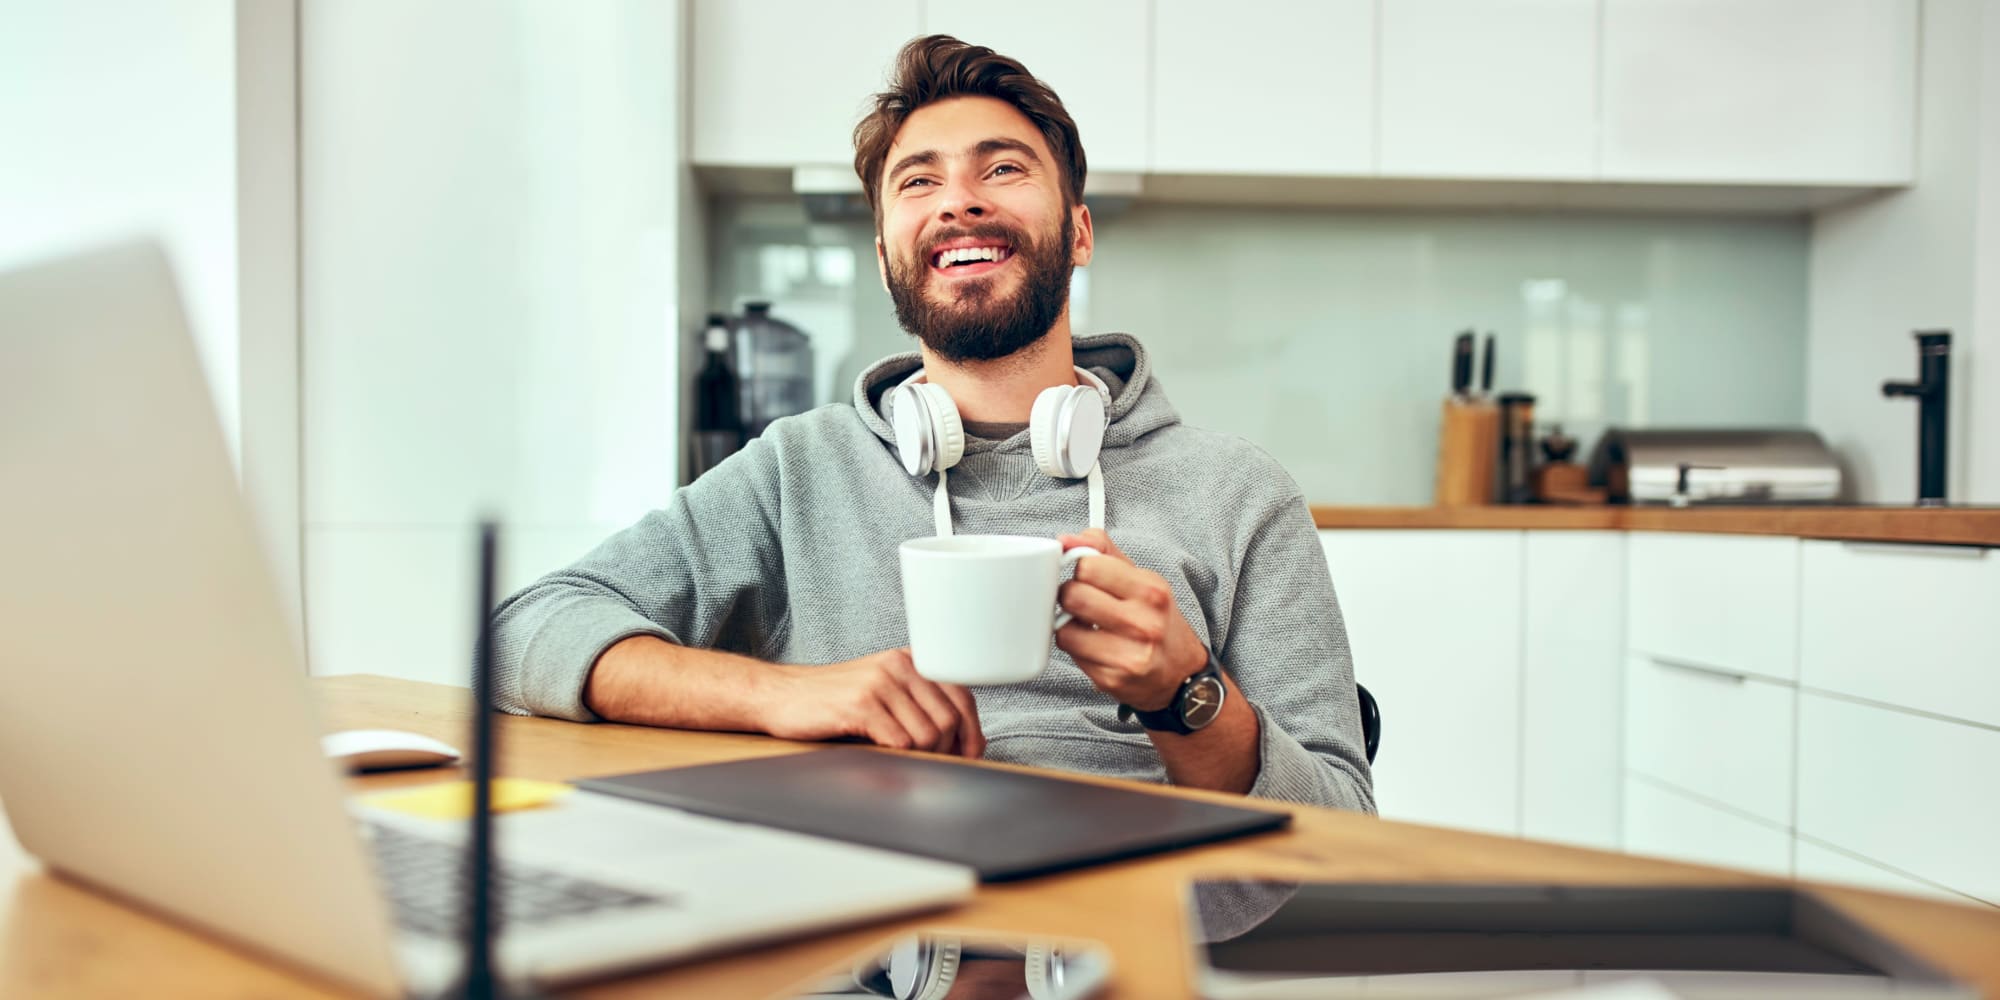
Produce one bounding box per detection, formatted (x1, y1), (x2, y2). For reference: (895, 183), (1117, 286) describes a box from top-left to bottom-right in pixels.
(10, 675), (2000, 998)
(1311, 505), (2000, 547)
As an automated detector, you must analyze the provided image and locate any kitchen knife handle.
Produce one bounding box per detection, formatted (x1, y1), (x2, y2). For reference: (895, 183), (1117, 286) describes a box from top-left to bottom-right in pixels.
(1480, 333), (1495, 396)
(1452, 332), (1474, 396)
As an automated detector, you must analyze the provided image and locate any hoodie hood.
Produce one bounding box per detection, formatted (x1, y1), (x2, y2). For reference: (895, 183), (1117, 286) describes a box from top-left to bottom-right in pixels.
(854, 332), (1181, 457)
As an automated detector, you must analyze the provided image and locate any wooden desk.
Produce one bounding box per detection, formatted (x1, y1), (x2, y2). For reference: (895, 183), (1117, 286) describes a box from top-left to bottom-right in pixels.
(6, 675), (1998, 999)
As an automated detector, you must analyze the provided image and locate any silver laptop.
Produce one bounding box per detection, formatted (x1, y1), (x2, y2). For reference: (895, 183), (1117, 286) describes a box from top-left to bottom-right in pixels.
(0, 241), (975, 997)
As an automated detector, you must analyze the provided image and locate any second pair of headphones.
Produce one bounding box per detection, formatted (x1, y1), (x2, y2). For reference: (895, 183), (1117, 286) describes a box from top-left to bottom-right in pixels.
(887, 366), (1112, 481)
(868, 935), (1067, 1000)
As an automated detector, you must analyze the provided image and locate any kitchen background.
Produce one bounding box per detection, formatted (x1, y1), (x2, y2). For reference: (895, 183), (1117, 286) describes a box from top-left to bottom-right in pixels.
(708, 198), (1808, 504)
(4, 0), (1998, 908)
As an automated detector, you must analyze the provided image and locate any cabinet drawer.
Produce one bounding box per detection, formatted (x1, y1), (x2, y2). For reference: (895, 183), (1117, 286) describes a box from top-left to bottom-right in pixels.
(1628, 532), (1799, 681)
(1797, 693), (2000, 906)
(1624, 776), (1791, 878)
(1800, 540), (2000, 727)
(1625, 653), (1794, 827)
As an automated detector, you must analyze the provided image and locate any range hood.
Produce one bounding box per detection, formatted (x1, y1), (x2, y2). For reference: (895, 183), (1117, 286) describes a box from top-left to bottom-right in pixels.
(791, 165), (1142, 222)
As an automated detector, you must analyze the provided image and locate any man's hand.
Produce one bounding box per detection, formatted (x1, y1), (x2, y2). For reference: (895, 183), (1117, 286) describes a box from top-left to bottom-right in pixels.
(762, 648), (985, 757)
(1055, 529), (1208, 711)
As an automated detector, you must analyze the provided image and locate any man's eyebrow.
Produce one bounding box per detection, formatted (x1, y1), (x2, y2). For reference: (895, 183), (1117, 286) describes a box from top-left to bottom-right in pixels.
(886, 149), (939, 185)
(971, 137), (1042, 164)
(886, 137), (1044, 187)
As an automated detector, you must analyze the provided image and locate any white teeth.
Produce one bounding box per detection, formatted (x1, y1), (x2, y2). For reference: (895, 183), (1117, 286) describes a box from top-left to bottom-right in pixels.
(934, 246), (1006, 268)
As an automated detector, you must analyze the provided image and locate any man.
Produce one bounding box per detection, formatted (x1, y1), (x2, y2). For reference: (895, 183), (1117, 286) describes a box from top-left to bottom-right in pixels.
(492, 35), (1373, 812)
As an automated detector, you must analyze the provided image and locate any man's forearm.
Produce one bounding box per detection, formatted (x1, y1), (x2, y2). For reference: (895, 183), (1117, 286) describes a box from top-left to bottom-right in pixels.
(582, 634), (786, 732)
(1148, 673), (1260, 794)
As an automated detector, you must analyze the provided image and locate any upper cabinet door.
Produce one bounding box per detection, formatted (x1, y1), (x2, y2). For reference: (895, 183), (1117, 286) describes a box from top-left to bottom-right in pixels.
(1379, 0), (1598, 180)
(923, 0), (1151, 174)
(1151, 0), (1374, 176)
(1599, 0), (1917, 184)
(692, 0), (921, 167)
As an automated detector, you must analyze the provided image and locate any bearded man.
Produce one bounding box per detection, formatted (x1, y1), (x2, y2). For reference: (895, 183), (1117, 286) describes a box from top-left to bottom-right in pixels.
(491, 35), (1373, 811)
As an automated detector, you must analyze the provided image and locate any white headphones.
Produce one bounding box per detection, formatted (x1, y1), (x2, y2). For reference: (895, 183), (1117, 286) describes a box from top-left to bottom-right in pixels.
(878, 935), (1066, 1000)
(886, 366), (1111, 537)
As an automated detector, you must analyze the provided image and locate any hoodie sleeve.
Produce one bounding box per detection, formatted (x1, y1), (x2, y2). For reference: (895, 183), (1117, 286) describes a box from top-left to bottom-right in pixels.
(488, 437), (788, 721)
(1223, 488), (1377, 814)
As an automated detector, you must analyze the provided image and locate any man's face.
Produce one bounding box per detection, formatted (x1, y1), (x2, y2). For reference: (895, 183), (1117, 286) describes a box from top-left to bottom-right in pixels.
(875, 96), (1093, 364)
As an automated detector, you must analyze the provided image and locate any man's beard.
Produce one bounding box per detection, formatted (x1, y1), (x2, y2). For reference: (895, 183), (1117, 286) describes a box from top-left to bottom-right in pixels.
(886, 214), (1074, 364)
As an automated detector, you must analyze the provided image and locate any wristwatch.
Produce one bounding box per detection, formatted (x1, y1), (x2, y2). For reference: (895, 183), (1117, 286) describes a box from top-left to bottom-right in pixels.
(1117, 648), (1227, 735)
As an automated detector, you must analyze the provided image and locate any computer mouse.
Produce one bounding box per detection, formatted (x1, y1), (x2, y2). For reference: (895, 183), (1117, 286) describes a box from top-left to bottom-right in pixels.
(322, 728), (464, 773)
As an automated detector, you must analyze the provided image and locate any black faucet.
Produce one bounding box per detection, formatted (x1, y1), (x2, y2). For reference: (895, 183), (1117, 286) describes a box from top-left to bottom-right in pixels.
(1881, 330), (1951, 506)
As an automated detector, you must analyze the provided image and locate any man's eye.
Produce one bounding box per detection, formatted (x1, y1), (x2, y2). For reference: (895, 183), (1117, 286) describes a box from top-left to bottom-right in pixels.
(991, 164), (1021, 177)
(901, 177), (935, 190)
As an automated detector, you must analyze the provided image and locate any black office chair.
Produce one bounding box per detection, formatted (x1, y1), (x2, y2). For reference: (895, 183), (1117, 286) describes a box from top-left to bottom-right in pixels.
(1356, 683), (1380, 765)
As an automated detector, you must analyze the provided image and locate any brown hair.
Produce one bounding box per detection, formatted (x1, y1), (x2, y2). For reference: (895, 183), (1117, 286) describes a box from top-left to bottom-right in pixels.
(852, 35), (1087, 225)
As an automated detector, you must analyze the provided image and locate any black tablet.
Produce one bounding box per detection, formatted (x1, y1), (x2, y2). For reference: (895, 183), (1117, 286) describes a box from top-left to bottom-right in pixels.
(577, 747), (1290, 882)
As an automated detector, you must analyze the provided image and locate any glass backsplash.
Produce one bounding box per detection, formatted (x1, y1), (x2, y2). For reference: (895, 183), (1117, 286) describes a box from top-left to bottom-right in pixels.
(707, 197), (1807, 505)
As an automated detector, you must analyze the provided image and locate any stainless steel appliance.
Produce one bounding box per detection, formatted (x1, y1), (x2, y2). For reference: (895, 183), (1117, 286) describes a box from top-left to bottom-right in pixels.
(1587, 428), (1843, 505)
(733, 301), (815, 440)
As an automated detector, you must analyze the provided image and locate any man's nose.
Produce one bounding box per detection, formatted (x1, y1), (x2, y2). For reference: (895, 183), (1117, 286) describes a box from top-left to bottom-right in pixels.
(935, 173), (988, 222)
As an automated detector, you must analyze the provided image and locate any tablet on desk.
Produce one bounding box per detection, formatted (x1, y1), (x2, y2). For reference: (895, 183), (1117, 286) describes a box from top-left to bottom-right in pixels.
(1185, 880), (1978, 1000)
(578, 747), (1290, 882)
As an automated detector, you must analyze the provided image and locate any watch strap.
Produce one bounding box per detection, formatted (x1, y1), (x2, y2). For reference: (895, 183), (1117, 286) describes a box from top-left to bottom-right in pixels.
(1118, 650), (1221, 734)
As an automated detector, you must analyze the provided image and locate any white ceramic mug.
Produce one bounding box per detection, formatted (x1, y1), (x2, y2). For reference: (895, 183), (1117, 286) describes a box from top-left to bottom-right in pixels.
(898, 534), (1102, 686)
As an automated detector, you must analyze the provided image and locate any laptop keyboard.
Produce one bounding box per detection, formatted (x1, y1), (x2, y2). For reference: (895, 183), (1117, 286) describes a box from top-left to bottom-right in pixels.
(364, 823), (673, 937)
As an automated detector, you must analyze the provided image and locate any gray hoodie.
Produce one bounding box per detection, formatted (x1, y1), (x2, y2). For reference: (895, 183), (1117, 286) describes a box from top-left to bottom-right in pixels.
(491, 333), (1374, 813)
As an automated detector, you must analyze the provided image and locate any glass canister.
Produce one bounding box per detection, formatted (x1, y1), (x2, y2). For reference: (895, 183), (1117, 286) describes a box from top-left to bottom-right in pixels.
(732, 301), (816, 439)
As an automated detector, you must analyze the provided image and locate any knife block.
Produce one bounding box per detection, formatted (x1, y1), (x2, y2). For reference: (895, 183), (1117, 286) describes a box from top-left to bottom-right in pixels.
(1435, 399), (1499, 507)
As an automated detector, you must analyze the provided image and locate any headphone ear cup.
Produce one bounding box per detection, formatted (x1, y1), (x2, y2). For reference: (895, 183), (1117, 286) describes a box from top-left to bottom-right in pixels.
(1030, 384), (1106, 479)
(888, 384), (931, 476)
(916, 383), (964, 472)
(1024, 943), (1056, 1000)
(1028, 385), (1070, 478)
(905, 936), (959, 1000)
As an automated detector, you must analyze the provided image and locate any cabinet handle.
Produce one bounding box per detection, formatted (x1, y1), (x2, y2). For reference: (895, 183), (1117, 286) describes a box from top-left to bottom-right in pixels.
(1648, 655), (1748, 684)
(1838, 541), (1990, 559)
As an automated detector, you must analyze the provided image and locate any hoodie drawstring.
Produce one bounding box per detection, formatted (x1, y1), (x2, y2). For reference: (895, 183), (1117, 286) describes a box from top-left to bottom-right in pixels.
(931, 462), (1105, 538)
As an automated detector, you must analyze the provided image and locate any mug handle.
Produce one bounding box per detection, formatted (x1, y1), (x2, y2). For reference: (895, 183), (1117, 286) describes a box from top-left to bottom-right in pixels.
(1051, 546), (1102, 631)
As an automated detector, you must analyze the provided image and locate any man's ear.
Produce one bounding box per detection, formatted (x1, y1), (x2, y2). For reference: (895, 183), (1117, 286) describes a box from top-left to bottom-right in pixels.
(875, 235), (890, 293)
(1071, 203), (1094, 268)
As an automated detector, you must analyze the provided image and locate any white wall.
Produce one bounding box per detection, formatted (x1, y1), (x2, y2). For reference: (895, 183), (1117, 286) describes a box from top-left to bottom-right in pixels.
(1809, 0), (1994, 504)
(0, 0), (306, 635)
(301, 1), (687, 684)
(1974, 0), (2000, 503)
(0, 0), (240, 458)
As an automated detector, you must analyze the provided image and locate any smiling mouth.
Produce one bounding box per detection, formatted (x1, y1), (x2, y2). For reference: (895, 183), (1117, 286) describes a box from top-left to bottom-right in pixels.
(929, 243), (1015, 279)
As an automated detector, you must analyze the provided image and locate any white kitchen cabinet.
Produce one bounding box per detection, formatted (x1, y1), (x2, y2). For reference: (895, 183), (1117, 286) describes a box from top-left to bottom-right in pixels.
(691, 0), (920, 167)
(1796, 693), (2000, 907)
(1794, 838), (1989, 908)
(1319, 530), (1523, 837)
(1624, 775), (1791, 878)
(1799, 540), (2000, 729)
(1151, 0), (1373, 176)
(1624, 653), (1794, 828)
(1599, 0), (1917, 184)
(1378, 0), (1597, 180)
(923, 0), (1150, 173)
(1626, 532), (1799, 682)
(1520, 531), (1625, 851)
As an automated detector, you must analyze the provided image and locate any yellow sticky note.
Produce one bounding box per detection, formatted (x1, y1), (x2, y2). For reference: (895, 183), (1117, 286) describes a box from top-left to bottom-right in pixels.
(364, 778), (573, 820)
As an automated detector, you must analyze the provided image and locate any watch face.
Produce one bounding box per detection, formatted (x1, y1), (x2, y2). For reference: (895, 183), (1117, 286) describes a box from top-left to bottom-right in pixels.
(1180, 676), (1226, 730)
